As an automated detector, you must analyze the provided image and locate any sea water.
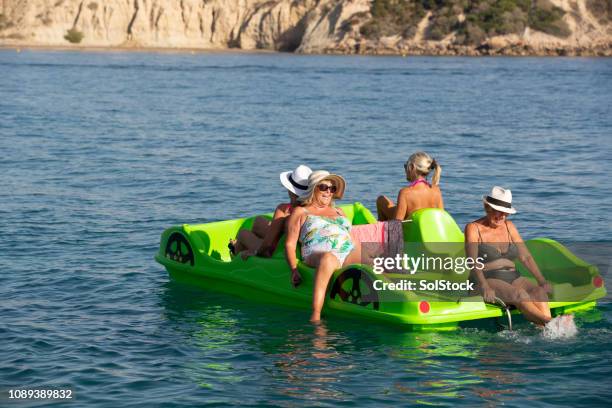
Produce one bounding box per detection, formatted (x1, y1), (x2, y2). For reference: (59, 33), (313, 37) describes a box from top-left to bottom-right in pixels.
(1, 50), (611, 407)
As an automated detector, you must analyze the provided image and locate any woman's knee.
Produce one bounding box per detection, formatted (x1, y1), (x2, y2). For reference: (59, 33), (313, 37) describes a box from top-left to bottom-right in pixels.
(376, 195), (391, 207)
(252, 217), (270, 235)
(237, 229), (251, 241)
(319, 252), (340, 271)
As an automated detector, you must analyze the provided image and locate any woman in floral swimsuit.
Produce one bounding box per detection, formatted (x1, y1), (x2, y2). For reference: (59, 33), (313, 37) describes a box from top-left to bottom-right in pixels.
(285, 170), (361, 322)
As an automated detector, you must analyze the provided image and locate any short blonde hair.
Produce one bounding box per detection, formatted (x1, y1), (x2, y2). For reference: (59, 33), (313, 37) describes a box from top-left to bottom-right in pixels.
(405, 151), (442, 186)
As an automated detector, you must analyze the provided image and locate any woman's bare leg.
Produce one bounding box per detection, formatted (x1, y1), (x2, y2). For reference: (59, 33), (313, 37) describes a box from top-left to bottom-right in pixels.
(485, 278), (552, 325)
(376, 195), (395, 221)
(309, 252), (341, 322)
(234, 229), (263, 253)
(252, 216), (271, 238)
(513, 277), (551, 320)
(342, 241), (363, 267)
(231, 217), (270, 254)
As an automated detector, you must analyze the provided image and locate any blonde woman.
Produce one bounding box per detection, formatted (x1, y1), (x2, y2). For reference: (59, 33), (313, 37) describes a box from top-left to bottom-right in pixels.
(285, 170), (361, 322)
(376, 151), (444, 221)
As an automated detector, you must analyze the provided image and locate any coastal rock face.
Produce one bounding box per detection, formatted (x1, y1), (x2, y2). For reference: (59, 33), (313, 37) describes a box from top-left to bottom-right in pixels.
(0, 0), (370, 51)
(0, 0), (610, 55)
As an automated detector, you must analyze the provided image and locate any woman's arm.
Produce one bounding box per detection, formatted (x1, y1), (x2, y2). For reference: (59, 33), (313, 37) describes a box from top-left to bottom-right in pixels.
(257, 204), (289, 256)
(435, 187), (444, 210)
(465, 223), (495, 302)
(257, 218), (284, 257)
(393, 189), (409, 221)
(285, 208), (304, 286)
(508, 221), (550, 289)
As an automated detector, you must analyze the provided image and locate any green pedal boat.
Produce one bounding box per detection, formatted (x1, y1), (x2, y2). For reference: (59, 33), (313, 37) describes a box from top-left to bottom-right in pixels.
(155, 203), (606, 330)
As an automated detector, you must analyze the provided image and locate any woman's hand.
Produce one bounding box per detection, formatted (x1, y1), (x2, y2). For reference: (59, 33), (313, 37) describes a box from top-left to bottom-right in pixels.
(285, 208), (305, 288)
(291, 268), (302, 287)
(482, 284), (496, 303)
(539, 280), (553, 295)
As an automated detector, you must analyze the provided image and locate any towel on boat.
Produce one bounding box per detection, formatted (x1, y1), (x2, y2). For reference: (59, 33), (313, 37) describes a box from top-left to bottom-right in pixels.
(351, 220), (403, 258)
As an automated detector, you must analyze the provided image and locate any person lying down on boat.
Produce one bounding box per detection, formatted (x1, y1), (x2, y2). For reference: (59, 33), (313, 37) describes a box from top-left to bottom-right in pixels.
(229, 165), (312, 259)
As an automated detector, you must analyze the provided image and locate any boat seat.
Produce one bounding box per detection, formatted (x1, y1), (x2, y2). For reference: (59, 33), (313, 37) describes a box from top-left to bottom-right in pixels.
(403, 208), (465, 258)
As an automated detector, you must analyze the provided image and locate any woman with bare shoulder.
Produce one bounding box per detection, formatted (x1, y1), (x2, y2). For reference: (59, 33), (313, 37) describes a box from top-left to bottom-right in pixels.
(376, 151), (443, 221)
(464, 186), (573, 328)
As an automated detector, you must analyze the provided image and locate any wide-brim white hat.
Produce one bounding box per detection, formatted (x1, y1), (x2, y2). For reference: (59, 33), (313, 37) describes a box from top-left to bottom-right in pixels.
(280, 165), (312, 197)
(299, 170), (346, 201)
(483, 186), (517, 214)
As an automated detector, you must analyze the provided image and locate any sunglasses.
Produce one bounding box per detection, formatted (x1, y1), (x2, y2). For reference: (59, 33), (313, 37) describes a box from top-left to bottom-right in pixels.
(317, 184), (337, 193)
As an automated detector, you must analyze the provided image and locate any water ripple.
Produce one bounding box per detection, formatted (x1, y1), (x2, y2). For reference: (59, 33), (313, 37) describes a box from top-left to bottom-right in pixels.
(1, 50), (611, 407)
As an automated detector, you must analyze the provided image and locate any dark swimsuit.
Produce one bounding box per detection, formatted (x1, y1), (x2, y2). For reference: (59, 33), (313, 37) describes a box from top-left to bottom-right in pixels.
(472, 222), (521, 284)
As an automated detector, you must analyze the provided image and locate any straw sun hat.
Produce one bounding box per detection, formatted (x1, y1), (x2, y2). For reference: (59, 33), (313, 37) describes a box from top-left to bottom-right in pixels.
(299, 170), (346, 202)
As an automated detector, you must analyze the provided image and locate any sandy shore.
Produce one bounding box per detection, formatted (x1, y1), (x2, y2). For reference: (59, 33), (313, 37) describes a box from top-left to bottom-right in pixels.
(0, 43), (280, 55)
(1, 42), (610, 57)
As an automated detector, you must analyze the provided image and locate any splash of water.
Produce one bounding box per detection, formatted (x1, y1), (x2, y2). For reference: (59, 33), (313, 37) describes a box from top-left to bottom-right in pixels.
(542, 315), (578, 339)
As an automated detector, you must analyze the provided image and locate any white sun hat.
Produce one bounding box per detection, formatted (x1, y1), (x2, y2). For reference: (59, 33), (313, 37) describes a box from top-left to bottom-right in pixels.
(280, 165), (312, 197)
(483, 186), (517, 214)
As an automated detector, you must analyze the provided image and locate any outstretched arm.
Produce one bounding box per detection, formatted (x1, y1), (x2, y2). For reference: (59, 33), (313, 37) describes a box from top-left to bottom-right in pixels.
(285, 208), (304, 286)
(393, 190), (409, 221)
(508, 222), (551, 292)
(257, 205), (288, 257)
(436, 188), (444, 210)
(465, 223), (495, 303)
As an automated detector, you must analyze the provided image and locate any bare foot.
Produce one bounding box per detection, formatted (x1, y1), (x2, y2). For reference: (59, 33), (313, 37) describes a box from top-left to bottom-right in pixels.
(228, 239), (237, 255)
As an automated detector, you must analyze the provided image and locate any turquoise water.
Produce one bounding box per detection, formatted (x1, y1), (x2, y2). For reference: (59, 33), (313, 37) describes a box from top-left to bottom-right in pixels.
(1, 50), (611, 407)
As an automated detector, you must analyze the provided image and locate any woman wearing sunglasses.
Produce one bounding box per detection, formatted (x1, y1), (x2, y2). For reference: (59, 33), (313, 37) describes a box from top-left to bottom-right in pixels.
(285, 170), (361, 322)
(376, 151), (444, 221)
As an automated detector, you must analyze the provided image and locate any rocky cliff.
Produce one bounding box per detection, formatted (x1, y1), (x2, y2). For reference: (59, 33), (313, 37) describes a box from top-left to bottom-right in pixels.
(1, 0), (610, 55)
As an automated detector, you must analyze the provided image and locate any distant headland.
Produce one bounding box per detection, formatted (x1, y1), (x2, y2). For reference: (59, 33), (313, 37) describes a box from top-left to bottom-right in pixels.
(1, 0), (610, 56)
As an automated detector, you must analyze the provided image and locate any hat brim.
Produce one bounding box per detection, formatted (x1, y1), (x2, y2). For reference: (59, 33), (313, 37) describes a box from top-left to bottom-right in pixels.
(280, 171), (309, 197)
(483, 197), (516, 214)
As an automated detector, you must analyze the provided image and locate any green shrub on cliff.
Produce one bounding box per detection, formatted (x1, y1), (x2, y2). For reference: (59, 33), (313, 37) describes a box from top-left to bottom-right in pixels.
(362, 0), (571, 44)
(426, 2), (463, 41)
(360, 0), (426, 39)
(528, 0), (571, 37)
(64, 28), (84, 43)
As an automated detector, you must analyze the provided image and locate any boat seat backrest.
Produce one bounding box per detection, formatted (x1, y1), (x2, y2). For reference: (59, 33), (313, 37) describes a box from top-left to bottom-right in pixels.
(403, 209), (465, 257)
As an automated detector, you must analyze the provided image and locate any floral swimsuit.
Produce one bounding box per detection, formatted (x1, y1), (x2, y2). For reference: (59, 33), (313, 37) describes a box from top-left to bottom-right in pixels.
(299, 209), (354, 265)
